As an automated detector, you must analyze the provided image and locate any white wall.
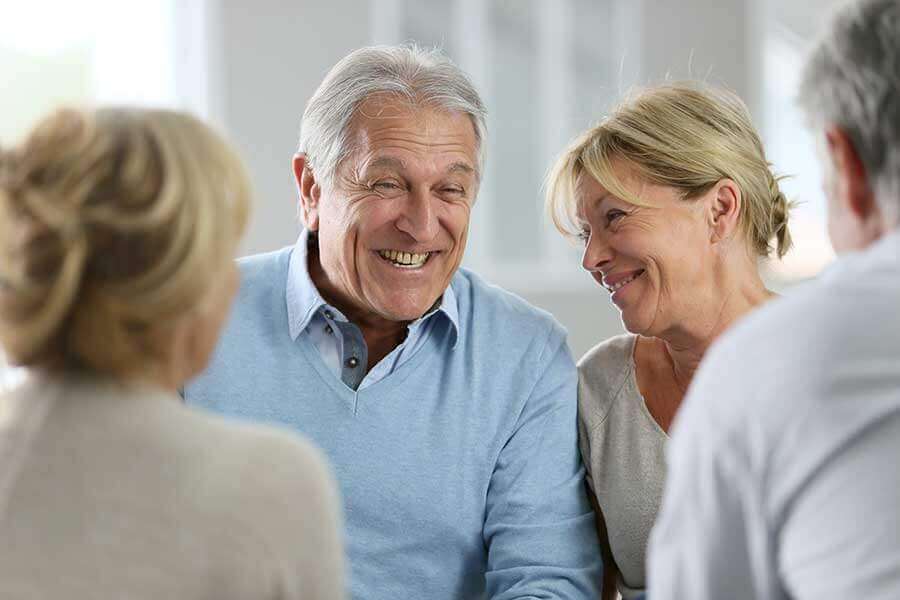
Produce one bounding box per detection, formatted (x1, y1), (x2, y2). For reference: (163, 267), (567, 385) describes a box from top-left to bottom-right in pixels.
(209, 0), (371, 257)
(205, 0), (762, 358)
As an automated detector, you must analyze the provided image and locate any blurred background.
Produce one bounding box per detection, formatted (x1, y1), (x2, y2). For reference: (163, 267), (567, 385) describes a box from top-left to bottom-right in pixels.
(1, 0), (842, 385)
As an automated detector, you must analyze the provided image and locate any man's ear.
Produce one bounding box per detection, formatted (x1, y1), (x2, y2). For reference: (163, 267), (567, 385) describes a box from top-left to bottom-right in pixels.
(293, 153), (322, 231)
(824, 125), (877, 221)
(706, 178), (742, 246)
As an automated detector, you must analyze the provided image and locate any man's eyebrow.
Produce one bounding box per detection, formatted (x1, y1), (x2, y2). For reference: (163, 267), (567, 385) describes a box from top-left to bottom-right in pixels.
(447, 162), (476, 176)
(365, 156), (406, 172)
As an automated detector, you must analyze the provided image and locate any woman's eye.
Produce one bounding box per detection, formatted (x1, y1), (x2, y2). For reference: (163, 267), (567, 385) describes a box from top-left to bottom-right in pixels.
(606, 209), (625, 225)
(577, 229), (591, 244)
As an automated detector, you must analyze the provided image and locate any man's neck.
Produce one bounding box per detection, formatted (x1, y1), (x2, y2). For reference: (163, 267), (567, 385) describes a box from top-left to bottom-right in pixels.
(307, 245), (412, 371)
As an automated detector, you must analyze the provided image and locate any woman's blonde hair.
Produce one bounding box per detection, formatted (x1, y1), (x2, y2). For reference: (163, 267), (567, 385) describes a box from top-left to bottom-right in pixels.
(546, 81), (793, 258)
(0, 107), (251, 375)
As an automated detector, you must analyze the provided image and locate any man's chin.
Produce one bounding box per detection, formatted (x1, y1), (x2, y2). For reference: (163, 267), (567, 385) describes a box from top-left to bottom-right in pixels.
(379, 306), (434, 323)
(372, 294), (443, 323)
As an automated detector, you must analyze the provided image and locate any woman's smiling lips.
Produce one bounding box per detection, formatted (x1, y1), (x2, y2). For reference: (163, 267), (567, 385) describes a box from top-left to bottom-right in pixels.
(601, 269), (646, 294)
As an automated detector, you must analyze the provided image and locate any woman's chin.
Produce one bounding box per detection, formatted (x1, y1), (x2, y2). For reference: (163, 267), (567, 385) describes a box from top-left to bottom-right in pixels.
(618, 309), (652, 337)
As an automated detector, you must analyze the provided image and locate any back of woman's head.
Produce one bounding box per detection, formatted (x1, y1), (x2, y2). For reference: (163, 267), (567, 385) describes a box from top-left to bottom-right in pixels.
(547, 81), (793, 258)
(0, 108), (251, 376)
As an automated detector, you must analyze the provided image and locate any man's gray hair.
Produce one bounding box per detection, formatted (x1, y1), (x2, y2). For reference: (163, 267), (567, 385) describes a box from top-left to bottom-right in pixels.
(798, 0), (900, 222)
(298, 45), (487, 188)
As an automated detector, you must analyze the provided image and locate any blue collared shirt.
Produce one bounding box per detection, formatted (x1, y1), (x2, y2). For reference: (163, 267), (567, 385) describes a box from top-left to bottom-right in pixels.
(286, 230), (458, 391)
(186, 242), (602, 599)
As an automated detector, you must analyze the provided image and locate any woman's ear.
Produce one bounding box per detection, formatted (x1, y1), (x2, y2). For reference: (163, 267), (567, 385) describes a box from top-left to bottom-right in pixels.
(706, 179), (742, 246)
(292, 153), (322, 231)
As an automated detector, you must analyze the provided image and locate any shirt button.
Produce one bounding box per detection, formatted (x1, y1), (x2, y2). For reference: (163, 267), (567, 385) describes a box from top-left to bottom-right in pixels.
(345, 356), (359, 369)
(324, 324), (333, 335)
(323, 309), (334, 319)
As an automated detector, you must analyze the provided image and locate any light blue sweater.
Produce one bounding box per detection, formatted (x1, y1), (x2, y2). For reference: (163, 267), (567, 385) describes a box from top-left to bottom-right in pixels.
(185, 246), (602, 599)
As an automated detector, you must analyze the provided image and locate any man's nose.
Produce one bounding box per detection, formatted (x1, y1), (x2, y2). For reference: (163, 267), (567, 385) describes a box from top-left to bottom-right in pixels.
(396, 188), (439, 242)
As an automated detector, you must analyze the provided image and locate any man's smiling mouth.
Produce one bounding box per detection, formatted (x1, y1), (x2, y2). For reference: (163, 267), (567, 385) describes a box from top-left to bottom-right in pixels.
(377, 249), (433, 268)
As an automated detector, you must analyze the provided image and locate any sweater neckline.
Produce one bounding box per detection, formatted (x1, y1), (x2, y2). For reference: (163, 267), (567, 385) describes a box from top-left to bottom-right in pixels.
(293, 317), (451, 415)
(625, 335), (670, 440)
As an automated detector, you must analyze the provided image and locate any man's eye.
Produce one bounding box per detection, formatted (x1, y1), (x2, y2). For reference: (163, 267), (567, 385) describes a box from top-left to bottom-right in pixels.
(442, 186), (465, 196)
(374, 181), (401, 190)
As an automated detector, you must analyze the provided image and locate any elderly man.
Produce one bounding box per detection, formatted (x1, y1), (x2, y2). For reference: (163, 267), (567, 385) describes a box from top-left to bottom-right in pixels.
(647, 0), (900, 598)
(185, 46), (601, 599)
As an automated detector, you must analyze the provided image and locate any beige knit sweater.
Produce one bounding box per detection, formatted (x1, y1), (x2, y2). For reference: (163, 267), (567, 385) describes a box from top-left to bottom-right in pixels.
(0, 372), (345, 599)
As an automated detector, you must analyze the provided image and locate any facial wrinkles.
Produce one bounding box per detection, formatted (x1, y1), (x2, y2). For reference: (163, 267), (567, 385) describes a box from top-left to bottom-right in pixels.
(313, 100), (478, 323)
(618, 205), (669, 332)
(344, 143), (474, 253)
(352, 102), (476, 162)
(645, 200), (713, 338)
(596, 180), (672, 333)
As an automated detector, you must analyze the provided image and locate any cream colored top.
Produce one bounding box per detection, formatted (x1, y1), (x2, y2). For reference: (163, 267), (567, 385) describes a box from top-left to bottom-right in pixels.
(0, 372), (345, 600)
(577, 334), (667, 600)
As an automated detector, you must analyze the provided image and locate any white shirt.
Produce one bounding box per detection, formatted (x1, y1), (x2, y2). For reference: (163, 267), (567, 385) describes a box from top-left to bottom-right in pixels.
(648, 229), (900, 600)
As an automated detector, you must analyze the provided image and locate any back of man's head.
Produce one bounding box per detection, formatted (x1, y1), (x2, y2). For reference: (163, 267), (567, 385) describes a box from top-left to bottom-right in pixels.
(297, 45), (487, 190)
(799, 0), (900, 228)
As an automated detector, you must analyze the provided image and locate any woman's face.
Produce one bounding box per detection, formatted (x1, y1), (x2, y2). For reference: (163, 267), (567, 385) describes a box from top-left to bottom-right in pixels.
(576, 161), (716, 338)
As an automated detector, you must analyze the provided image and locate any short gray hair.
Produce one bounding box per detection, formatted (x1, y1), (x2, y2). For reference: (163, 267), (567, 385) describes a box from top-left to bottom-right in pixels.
(298, 45), (487, 188)
(798, 0), (900, 222)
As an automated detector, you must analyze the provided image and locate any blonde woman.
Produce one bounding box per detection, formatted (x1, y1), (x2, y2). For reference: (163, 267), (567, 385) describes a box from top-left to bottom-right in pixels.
(546, 82), (792, 600)
(0, 108), (344, 599)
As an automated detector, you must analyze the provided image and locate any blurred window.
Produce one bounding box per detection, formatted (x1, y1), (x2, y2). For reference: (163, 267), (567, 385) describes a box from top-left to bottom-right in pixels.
(761, 26), (835, 282)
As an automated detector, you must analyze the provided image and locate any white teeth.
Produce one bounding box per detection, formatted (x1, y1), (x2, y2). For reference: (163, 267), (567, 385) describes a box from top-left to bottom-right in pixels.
(606, 272), (642, 293)
(378, 249), (430, 268)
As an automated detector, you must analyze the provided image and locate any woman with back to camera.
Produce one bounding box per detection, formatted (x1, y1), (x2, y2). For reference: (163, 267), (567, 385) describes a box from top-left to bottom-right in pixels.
(0, 107), (344, 599)
(545, 82), (792, 599)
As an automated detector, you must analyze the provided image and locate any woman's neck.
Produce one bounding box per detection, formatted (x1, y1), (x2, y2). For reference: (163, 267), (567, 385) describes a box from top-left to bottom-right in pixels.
(658, 265), (773, 390)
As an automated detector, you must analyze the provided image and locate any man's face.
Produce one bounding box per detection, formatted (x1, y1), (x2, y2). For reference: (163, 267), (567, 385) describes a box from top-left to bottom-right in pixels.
(302, 96), (479, 323)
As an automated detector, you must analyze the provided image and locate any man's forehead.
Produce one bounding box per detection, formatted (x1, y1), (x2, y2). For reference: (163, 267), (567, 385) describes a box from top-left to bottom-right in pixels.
(349, 95), (476, 143)
(362, 155), (476, 176)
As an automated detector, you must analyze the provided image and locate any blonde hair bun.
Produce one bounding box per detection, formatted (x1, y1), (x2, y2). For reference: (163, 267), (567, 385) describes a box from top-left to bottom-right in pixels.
(0, 108), (251, 373)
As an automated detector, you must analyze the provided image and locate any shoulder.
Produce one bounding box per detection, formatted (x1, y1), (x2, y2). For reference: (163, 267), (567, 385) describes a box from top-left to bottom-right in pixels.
(672, 269), (879, 449)
(451, 267), (566, 350)
(715, 236), (900, 381)
(704, 262), (897, 395)
(223, 246), (294, 332)
(177, 405), (340, 523)
(576, 334), (636, 431)
(236, 246), (293, 291)
(169, 406), (343, 586)
(578, 333), (635, 374)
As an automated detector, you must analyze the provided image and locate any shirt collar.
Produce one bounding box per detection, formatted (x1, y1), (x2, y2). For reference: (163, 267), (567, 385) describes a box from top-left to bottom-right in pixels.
(285, 228), (460, 347)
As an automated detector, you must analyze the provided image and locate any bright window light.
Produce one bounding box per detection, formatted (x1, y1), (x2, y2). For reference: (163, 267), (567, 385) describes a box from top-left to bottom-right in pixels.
(0, 0), (178, 144)
(762, 30), (836, 281)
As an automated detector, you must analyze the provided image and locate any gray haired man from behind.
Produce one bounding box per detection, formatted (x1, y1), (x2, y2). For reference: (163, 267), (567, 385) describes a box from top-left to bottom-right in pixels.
(648, 0), (900, 598)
